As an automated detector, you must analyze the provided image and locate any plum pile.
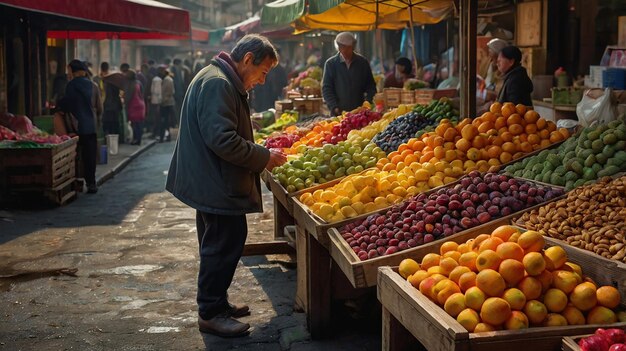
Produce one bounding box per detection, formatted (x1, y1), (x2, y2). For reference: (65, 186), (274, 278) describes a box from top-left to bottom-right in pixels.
(339, 171), (564, 261)
(373, 111), (434, 153)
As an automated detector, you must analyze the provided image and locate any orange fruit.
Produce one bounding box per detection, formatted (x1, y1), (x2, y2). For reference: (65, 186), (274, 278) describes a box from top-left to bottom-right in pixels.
(464, 286), (486, 310)
(515, 104), (528, 116)
(412, 140), (426, 151)
(543, 313), (568, 327)
(552, 270), (581, 294)
(524, 300), (548, 325)
(476, 269), (506, 297)
(398, 258), (421, 279)
(518, 276), (542, 300)
(458, 251), (479, 271)
(517, 230), (545, 254)
(475, 250), (503, 271)
(449, 266), (472, 284)
(536, 270), (554, 293)
(443, 250), (462, 262)
(469, 234), (491, 252)
(444, 292), (467, 317)
(562, 306), (586, 325)
(543, 246), (567, 270)
(499, 259), (526, 287)
(499, 152), (512, 164)
(466, 147), (481, 161)
(455, 138), (471, 153)
(540, 139), (552, 148)
(558, 127), (570, 139)
(501, 141), (516, 153)
(543, 288), (568, 313)
(524, 110), (540, 124)
(478, 237), (504, 252)
(596, 286), (621, 309)
(500, 131), (513, 142)
(523, 252), (546, 276)
(472, 135), (487, 149)
(489, 102), (502, 114)
(434, 279), (462, 305)
(524, 123), (537, 135)
(496, 242), (525, 261)
(461, 124), (479, 141)
(458, 271), (477, 292)
(586, 306), (618, 325)
(478, 121), (494, 134)
(546, 120), (557, 132)
(509, 124), (524, 136)
(507, 113), (523, 126)
(501, 104), (516, 118)
(505, 310), (529, 330)
(486, 145), (502, 159)
(457, 308), (480, 332)
(440, 241), (459, 255)
(570, 282), (598, 311)
(492, 225), (521, 242)
(527, 133), (541, 145)
(439, 257), (460, 276)
(549, 131), (564, 143)
(443, 127), (458, 142)
(421, 253), (441, 270)
(519, 141), (533, 153)
(407, 270), (429, 288)
(482, 111), (497, 123)
(502, 288), (527, 310)
(474, 323), (498, 333)
(494, 116), (507, 130)
(481, 297), (512, 325)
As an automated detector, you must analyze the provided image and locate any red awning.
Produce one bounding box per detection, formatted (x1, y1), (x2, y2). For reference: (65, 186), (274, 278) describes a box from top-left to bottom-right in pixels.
(0, 0), (190, 36)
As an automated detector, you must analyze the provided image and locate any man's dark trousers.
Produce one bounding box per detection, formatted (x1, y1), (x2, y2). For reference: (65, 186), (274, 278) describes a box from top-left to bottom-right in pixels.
(196, 211), (247, 320)
(78, 133), (97, 186)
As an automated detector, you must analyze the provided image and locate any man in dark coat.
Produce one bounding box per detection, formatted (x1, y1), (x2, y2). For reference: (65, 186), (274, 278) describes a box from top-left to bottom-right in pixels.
(64, 60), (99, 193)
(322, 32), (377, 116)
(165, 34), (286, 338)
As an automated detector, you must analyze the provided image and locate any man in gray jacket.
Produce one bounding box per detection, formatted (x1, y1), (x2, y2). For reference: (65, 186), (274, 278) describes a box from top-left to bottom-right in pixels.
(322, 32), (377, 116)
(166, 34), (286, 338)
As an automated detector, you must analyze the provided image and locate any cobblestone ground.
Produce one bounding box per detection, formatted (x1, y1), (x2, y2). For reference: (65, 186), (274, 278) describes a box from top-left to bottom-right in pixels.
(0, 142), (381, 351)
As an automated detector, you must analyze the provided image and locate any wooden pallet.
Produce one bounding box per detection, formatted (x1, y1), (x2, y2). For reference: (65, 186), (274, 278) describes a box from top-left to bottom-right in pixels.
(43, 177), (77, 205)
(377, 235), (626, 351)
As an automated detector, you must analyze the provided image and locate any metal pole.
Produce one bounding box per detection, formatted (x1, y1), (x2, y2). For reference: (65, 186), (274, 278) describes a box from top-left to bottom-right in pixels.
(407, 3), (419, 77)
(459, 0), (477, 119)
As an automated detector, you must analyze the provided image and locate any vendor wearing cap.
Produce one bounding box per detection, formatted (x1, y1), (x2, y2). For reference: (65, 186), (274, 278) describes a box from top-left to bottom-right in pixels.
(322, 32), (377, 116)
(384, 57), (415, 88)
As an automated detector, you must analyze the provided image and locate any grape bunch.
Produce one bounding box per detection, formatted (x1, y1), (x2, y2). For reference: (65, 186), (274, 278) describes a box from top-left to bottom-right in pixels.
(264, 133), (301, 149)
(328, 110), (381, 144)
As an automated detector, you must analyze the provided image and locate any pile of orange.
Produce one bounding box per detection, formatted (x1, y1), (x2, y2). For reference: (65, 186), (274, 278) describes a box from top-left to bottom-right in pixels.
(398, 225), (622, 332)
(286, 120), (341, 152)
(376, 102), (570, 174)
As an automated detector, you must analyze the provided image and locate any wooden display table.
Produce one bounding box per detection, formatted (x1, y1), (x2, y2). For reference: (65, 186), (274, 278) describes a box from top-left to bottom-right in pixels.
(377, 236), (626, 351)
(261, 169), (295, 240)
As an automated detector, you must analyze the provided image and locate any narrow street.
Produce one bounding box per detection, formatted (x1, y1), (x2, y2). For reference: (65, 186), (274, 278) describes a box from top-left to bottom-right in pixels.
(0, 142), (380, 351)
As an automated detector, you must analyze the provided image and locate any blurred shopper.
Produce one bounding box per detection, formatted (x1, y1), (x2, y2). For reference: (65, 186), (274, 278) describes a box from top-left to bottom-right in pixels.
(124, 70), (146, 145)
(149, 68), (162, 138)
(497, 45), (534, 107)
(251, 55), (288, 111)
(158, 66), (175, 142)
(101, 62), (123, 136)
(166, 34), (286, 338)
(383, 57), (415, 88)
(322, 32), (376, 116)
(64, 60), (99, 194)
(171, 58), (186, 119)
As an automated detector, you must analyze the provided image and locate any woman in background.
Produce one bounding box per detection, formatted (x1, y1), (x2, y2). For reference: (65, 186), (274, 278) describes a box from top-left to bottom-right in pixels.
(125, 70), (146, 145)
(497, 45), (534, 107)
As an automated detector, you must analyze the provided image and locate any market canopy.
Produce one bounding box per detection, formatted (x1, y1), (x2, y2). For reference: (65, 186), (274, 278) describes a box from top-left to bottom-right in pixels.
(293, 0), (454, 33)
(0, 0), (191, 36)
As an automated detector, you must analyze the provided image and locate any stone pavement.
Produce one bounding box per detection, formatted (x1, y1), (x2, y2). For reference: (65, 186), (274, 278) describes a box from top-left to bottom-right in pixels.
(0, 140), (382, 350)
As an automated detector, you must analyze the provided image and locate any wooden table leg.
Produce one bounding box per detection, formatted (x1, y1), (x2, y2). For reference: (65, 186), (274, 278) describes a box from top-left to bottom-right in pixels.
(274, 195), (294, 240)
(382, 306), (423, 351)
(307, 232), (332, 339)
(295, 226), (308, 312)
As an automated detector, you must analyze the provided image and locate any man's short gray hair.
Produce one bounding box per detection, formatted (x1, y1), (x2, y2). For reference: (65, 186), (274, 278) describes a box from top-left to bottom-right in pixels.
(231, 34), (278, 66)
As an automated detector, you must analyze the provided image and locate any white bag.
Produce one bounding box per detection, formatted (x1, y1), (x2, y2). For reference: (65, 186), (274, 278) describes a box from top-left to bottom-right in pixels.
(576, 88), (618, 127)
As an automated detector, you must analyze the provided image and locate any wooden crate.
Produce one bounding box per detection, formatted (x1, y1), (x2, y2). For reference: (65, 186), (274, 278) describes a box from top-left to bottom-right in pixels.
(377, 234), (626, 351)
(561, 335), (583, 351)
(384, 88), (402, 108)
(415, 88), (457, 105)
(327, 195), (563, 289)
(261, 169), (294, 213)
(400, 90), (416, 105)
(0, 137), (77, 190)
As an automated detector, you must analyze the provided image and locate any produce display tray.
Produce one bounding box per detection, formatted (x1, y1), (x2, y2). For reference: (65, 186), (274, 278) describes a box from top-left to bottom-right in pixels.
(377, 235), (626, 351)
(261, 169), (294, 213)
(327, 194), (564, 289)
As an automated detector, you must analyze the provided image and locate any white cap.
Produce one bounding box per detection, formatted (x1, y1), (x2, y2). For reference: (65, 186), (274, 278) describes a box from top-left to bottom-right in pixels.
(335, 32), (356, 46)
(487, 38), (507, 54)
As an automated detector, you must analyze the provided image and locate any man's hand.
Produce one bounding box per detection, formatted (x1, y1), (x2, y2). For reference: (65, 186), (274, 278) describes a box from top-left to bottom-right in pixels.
(265, 149), (287, 171)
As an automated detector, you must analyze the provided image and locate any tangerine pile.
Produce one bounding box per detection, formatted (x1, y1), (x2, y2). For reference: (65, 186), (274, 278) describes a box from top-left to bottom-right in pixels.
(377, 102), (569, 173)
(399, 225), (622, 332)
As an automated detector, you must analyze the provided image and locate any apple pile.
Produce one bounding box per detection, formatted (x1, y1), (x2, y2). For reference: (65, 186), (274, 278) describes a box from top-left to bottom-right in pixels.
(339, 171), (565, 261)
(328, 109), (381, 144)
(579, 328), (626, 351)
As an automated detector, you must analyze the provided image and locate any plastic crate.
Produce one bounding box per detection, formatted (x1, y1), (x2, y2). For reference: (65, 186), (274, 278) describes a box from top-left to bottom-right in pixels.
(602, 68), (626, 89)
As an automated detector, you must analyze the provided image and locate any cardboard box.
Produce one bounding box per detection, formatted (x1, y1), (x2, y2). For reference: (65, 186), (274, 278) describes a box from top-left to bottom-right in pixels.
(589, 65), (607, 87)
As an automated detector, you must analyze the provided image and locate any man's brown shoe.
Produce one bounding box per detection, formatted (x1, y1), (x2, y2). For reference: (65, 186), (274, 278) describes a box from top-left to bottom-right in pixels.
(227, 302), (250, 318)
(198, 314), (250, 338)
